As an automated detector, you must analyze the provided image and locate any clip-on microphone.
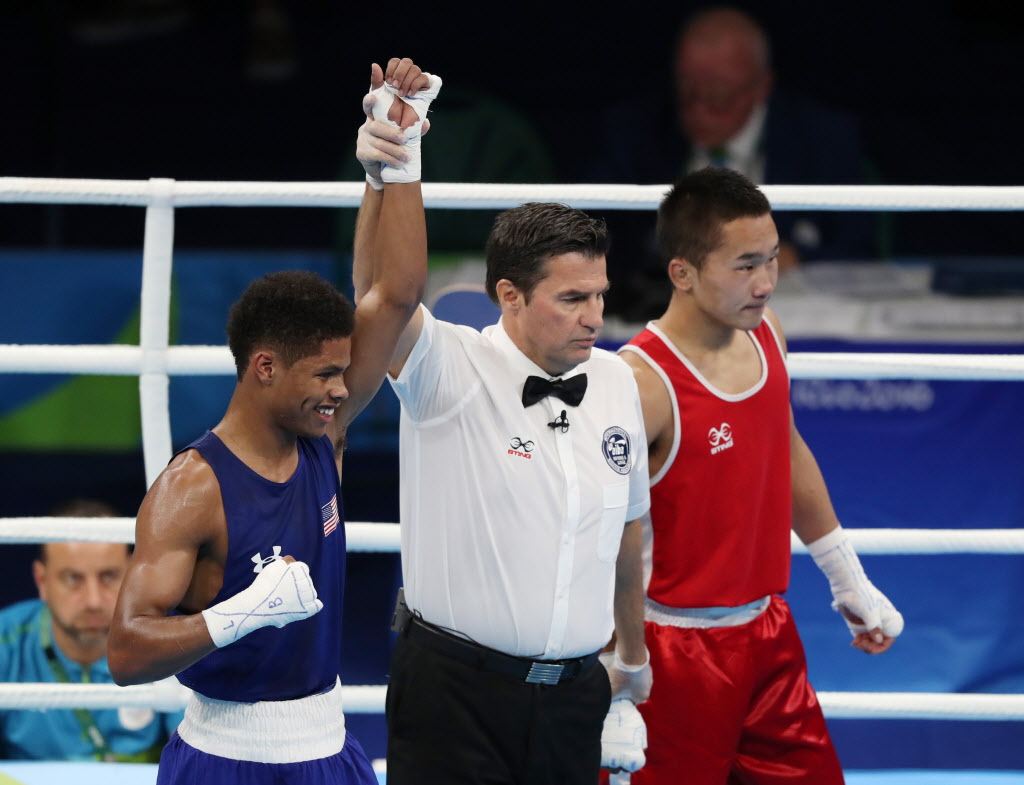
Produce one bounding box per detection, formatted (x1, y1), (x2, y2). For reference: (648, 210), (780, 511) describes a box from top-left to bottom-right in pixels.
(547, 409), (570, 433)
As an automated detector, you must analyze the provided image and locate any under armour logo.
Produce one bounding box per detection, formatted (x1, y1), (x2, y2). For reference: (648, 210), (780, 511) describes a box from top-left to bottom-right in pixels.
(708, 423), (734, 455)
(251, 545), (283, 573)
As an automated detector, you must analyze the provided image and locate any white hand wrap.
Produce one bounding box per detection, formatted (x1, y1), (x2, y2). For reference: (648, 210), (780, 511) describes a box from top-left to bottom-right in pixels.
(369, 72), (442, 183)
(600, 647), (652, 704)
(356, 118), (386, 192)
(601, 698), (647, 773)
(807, 526), (904, 641)
(202, 559), (324, 649)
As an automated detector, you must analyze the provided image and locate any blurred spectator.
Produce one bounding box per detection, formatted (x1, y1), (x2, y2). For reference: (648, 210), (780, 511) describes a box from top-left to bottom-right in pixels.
(70, 0), (293, 81)
(71, 0), (190, 44)
(589, 6), (877, 320)
(0, 499), (181, 761)
(245, 0), (296, 82)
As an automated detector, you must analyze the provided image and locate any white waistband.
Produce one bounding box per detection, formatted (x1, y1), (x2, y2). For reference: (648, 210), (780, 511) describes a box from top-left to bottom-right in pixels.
(645, 595), (771, 629)
(177, 677), (346, 764)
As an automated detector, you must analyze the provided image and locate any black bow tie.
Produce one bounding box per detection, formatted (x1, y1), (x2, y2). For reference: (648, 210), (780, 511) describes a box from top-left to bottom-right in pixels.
(521, 374), (588, 408)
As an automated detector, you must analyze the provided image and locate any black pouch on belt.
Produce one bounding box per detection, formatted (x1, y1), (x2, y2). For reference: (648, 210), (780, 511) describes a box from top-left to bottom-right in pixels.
(390, 587), (413, 633)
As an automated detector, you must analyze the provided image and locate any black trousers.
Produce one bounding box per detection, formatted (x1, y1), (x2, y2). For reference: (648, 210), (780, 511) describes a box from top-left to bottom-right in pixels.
(385, 629), (611, 785)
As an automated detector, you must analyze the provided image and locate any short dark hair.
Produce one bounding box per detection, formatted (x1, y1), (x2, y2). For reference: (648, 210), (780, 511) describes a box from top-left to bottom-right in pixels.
(484, 203), (609, 304)
(39, 498), (123, 562)
(226, 271), (355, 380)
(656, 167), (771, 270)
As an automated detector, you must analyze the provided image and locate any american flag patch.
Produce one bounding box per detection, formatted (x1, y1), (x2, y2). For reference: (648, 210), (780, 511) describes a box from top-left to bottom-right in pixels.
(321, 495), (339, 537)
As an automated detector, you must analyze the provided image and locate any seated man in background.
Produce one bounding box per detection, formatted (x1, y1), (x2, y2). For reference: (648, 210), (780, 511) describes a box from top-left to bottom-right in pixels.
(589, 6), (876, 320)
(0, 499), (182, 761)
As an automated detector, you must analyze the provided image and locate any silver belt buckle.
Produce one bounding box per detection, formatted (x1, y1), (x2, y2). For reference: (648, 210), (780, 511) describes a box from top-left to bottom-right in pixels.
(525, 661), (564, 685)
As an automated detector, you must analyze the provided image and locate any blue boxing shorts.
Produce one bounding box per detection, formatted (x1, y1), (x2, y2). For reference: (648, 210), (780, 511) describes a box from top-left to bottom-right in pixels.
(156, 678), (377, 785)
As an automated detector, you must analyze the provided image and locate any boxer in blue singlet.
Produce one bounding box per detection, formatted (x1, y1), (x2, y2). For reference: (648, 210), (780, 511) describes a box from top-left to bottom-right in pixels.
(107, 57), (439, 784)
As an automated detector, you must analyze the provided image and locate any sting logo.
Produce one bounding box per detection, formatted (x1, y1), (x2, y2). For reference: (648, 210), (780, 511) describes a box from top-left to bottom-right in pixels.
(708, 423), (734, 455)
(508, 437), (534, 459)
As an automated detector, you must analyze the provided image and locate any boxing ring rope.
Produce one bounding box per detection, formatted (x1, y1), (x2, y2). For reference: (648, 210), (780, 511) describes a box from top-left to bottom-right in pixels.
(1, 176), (1023, 726)
(3, 176), (1024, 488)
(2, 519), (1024, 555)
(3, 345), (1024, 380)
(3, 177), (1024, 210)
(1, 681), (1023, 721)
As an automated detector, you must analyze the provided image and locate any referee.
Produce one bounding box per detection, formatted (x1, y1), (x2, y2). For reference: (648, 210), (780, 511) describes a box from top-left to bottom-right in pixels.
(355, 119), (652, 784)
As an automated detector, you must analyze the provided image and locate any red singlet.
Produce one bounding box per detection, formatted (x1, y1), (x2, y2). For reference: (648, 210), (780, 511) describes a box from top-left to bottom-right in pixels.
(621, 320), (792, 608)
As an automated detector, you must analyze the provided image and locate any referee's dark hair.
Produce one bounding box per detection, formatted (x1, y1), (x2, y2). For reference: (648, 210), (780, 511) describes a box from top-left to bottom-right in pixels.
(657, 167), (771, 271)
(485, 202), (609, 304)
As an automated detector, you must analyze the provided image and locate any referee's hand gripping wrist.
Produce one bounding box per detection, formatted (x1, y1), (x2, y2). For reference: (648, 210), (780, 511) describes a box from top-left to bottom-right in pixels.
(358, 63), (410, 191)
(202, 557), (323, 649)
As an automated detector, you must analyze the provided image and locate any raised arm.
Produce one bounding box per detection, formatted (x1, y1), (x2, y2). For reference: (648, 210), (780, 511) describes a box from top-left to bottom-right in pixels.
(352, 61), (414, 305)
(334, 59), (439, 435)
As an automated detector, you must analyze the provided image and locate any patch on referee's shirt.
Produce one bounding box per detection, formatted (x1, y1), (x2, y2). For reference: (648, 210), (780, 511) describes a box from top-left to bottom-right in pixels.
(602, 426), (631, 475)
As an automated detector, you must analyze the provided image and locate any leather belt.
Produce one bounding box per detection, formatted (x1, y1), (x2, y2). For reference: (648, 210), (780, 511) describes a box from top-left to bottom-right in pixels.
(405, 616), (600, 685)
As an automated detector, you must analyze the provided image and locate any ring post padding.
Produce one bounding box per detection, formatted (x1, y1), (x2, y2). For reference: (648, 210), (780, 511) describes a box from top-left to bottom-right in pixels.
(139, 178), (176, 488)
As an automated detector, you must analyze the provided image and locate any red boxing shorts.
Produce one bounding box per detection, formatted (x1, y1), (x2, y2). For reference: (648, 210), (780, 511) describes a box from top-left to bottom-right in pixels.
(631, 595), (844, 785)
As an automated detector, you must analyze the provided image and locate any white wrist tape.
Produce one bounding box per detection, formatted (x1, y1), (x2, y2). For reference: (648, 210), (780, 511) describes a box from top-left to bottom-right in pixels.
(369, 72), (442, 183)
(807, 526), (904, 640)
(355, 117), (386, 190)
(202, 558), (324, 648)
(601, 698), (647, 773)
(601, 647), (653, 704)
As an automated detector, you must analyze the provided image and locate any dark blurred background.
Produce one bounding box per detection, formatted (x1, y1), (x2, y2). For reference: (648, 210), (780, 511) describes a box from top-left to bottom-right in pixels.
(2, 0), (1024, 771)
(1, 0), (1021, 254)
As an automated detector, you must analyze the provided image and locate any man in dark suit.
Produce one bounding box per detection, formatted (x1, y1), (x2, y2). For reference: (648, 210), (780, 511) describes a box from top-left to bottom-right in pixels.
(590, 8), (875, 319)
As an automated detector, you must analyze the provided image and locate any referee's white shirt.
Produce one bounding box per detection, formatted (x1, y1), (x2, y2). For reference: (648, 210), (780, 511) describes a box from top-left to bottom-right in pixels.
(389, 306), (650, 660)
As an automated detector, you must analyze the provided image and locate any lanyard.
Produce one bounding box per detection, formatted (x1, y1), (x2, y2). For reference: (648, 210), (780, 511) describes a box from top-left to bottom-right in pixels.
(39, 609), (116, 762)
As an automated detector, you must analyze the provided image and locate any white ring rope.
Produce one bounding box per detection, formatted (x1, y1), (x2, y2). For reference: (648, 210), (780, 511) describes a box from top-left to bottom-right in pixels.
(2, 177), (1023, 729)
(3, 177), (1024, 211)
(0, 682), (1021, 721)
(1, 346), (1023, 381)
(2, 519), (1023, 555)
(4, 176), (1023, 484)
(815, 692), (1024, 721)
(0, 519), (402, 551)
(0, 681), (382, 715)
